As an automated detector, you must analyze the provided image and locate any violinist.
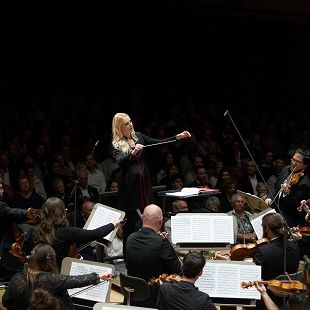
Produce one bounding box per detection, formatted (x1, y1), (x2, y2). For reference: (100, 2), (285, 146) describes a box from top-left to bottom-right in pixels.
(227, 193), (256, 244)
(253, 213), (300, 309)
(267, 148), (310, 260)
(0, 178), (37, 281)
(2, 243), (114, 310)
(25, 197), (122, 269)
(268, 148), (310, 228)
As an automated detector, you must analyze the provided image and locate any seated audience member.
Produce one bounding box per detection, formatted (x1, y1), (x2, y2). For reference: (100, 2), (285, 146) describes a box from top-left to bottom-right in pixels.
(9, 176), (45, 210)
(205, 195), (221, 213)
(27, 288), (60, 310)
(157, 251), (216, 310)
(164, 199), (188, 243)
(227, 192), (256, 244)
(218, 176), (237, 212)
(50, 177), (72, 211)
(74, 166), (99, 207)
(126, 204), (182, 308)
(2, 243), (114, 310)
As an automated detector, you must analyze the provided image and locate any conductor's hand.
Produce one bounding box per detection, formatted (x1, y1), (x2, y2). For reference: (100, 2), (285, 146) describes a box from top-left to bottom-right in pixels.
(176, 131), (191, 140)
(99, 272), (114, 281)
(132, 143), (144, 155)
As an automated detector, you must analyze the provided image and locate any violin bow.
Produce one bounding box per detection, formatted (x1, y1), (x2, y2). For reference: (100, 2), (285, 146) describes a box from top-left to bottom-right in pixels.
(69, 279), (108, 297)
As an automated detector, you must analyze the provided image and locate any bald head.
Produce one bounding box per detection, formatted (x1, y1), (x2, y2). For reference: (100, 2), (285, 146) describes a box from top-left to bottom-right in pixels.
(142, 204), (163, 231)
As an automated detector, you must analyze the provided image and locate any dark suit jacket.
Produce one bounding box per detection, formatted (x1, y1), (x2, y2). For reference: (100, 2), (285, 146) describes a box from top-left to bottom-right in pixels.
(253, 236), (300, 280)
(126, 227), (182, 308)
(157, 281), (216, 310)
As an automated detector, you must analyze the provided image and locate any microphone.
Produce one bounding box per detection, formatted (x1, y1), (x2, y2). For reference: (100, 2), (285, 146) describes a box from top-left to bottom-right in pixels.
(224, 110), (229, 117)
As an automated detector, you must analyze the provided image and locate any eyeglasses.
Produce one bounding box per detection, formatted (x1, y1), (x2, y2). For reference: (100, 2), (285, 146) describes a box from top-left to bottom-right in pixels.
(291, 158), (303, 164)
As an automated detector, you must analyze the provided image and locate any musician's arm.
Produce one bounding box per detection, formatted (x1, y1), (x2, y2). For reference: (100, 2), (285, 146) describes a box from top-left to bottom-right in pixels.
(255, 282), (279, 310)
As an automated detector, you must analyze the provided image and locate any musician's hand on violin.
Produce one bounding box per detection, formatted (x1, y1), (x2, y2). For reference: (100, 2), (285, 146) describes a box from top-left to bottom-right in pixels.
(281, 180), (291, 195)
(213, 250), (231, 261)
(99, 272), (114, 281)
(265, 198), (272, 206)
(254, 281), (267, 294)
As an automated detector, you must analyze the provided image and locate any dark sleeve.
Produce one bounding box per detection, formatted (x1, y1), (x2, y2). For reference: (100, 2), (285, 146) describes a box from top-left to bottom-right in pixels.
(156, 285), (167, 310)
(253, 247), (264, 267)
(56, 224), (115, 244)
(44, 272), (100, 291)
(2, 272), (27, 308)
(112, 146), (132, 166)
(0, 201), (28, 223)
(160, 238), (182, 275)
(138, 132), (177, 146)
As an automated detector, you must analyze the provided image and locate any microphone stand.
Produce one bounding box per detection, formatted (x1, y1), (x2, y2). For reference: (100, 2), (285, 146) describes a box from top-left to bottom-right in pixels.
(70, 140), (100, 227)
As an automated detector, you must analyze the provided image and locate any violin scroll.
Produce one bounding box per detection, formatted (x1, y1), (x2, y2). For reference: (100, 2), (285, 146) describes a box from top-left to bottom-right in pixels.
(148, 273), (182, 286)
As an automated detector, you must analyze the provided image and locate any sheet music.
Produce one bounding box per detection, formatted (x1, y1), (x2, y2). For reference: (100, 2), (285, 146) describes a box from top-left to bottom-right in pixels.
(67, 261), (112, 302)
(171, 214), (234, 244)
(251, 208), (277, 239)
(196, 261), (261, 300)
(84, 204), (125, 241)
(93, 303), (157, 310)
(166, 187), (219, 197)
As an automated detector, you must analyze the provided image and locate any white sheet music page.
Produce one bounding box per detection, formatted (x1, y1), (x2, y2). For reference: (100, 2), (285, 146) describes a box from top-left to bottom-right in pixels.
(251, 208), (277, 239)
(196, 261), (261, 300)
(171, 214), (234, 244)
(67, 261), (112, 302)
(84, 204), (124, 241)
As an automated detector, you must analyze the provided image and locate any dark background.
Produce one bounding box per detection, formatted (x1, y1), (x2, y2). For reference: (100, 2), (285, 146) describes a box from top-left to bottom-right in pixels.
(1, 1), (310, 148)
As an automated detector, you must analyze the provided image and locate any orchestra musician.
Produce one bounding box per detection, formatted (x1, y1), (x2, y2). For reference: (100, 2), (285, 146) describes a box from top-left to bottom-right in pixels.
(0, 178), (38, 281)
(2, 243), (114, 310)
(24, 197), (122, 269)
(125, 204), (182, 308)
(266, 148), (310, 260)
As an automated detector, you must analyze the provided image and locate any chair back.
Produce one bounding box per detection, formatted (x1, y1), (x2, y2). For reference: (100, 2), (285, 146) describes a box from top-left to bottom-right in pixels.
(119, 272), (150, 305)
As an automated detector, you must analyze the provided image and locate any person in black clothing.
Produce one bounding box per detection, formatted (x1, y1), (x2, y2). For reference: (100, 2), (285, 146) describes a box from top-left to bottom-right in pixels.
(126, 204), (182, 308)
(253, 212), (300, 309)
(156, 251), (216, 310)
(26, 197), (122, 268)
(0, 180), (38, 281)
(2, 243), (114, 310)
(111, 112), (191, 254)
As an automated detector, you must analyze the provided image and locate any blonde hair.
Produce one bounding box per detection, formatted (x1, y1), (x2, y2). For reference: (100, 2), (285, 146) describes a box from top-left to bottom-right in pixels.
(112, 113), (137, 154)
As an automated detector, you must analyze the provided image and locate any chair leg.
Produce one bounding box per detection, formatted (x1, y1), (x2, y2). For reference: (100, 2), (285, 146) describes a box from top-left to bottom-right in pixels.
(124, 286), (134, 306)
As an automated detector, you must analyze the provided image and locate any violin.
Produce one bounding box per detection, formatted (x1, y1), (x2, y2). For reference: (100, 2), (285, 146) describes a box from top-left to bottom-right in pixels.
(148, 273), (182, 286)
(230, 238), (270, 261)
(241, 279), (308, 296)
(10, 229), (29, 264)
(289, 171), (304, 186)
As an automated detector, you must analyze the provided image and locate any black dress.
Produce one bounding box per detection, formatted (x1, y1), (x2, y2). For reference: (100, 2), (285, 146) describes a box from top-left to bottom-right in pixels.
(2, 270), (100, 310)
